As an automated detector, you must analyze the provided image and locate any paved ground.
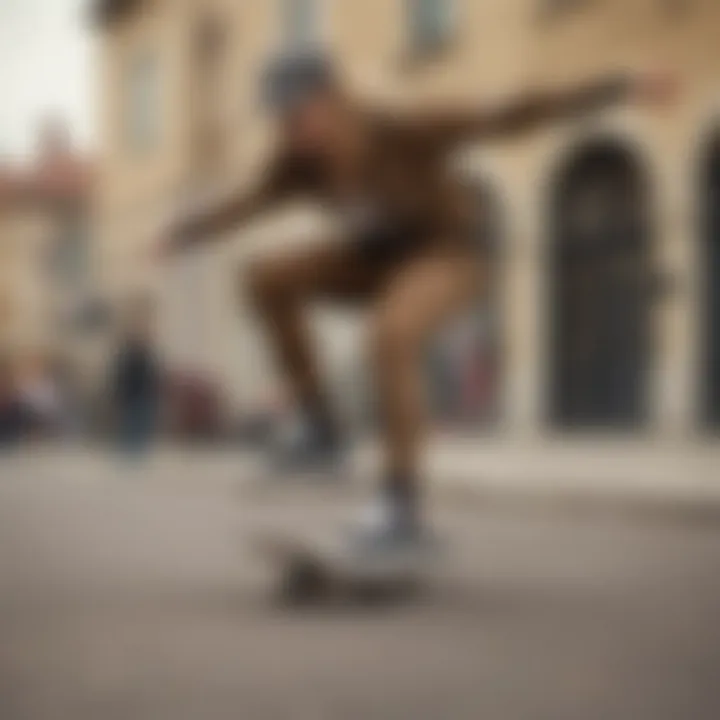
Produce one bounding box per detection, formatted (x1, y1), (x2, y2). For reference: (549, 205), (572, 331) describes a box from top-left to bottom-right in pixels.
(1, 451), (720, 720)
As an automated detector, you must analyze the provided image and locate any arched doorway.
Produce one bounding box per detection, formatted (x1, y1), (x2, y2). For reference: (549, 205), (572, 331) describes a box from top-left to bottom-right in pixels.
(427, 179), (504, 429)
(550, 141), (652, 429)
(702, 133), (720, 427)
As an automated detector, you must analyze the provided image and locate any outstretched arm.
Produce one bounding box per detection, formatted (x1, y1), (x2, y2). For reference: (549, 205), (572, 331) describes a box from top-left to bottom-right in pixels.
(169, 184), (276, 253)
(165, 154), (295, 254)
(411, 71), (676, 145)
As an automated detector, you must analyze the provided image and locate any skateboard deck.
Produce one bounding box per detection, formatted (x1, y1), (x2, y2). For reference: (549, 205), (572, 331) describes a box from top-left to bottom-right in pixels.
(251, 531), (430, 605)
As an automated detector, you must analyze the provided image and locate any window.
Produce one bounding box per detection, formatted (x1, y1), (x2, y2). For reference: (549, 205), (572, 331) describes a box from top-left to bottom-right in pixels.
(192, 16), (227, 171)
(537, 0), (595, 23)
(126, 50), (160, 153)
(48, 218), (88, 288)
(408, 0), (455, 55)
(657, 0), (694, 19)
(282, 0), (321, 50)
(196, 15), (226, 64)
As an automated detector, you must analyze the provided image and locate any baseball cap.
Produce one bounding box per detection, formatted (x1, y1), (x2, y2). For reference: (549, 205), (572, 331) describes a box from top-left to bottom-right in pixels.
(261, 49), (338, 113)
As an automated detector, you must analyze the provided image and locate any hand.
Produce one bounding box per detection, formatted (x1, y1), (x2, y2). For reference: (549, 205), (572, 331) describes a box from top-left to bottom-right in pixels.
(153, 214), (198, 264)
(630, 70), (680, 108)
(151, 233), (175, 265)
(151, 226), (180, 265)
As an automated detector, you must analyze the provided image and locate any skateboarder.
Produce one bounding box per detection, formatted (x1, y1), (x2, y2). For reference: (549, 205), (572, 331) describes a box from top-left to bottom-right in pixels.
(163, 51), (675, 558)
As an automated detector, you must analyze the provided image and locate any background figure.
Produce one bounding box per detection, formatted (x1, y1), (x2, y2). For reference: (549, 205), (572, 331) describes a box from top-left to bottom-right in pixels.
(427, 307), (494, 428)
(0, 358), (25, 447)
(17, 355), (63, 439)
(51, 360), (86, 438)
(111, 300), (162, 457)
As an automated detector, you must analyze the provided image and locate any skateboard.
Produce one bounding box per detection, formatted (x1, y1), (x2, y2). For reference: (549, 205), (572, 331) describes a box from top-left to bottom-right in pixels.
(251, 531), (432, 605)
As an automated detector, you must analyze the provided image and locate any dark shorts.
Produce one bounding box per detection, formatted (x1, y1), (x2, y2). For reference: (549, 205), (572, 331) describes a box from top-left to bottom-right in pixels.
(351, 221), (434, 267)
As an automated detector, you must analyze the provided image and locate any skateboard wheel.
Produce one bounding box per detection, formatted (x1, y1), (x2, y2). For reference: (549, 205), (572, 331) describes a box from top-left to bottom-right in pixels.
(281, 558), (329, 604)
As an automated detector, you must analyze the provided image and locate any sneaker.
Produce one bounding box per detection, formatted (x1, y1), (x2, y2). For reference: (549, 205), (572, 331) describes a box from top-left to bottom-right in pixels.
(344, 498), (443, 577)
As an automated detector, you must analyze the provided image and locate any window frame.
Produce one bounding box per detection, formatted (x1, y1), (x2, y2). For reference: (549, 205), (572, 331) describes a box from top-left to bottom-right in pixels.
(124, 47), (162, 155)
(406, 0), (457, 58)
(279, 0), (328, 51)
(536, 0), (597, 24)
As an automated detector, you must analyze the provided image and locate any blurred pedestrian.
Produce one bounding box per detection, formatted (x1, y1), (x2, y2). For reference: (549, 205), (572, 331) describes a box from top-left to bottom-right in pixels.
(0, 357), (25, 448)
(17, 355), (63, 439)
(111, 299), (162, 457)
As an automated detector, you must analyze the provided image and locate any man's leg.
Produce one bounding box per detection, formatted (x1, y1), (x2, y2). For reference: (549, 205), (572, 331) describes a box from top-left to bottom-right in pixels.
(246, 238), (381, 437)
(370, 248), (483, 526)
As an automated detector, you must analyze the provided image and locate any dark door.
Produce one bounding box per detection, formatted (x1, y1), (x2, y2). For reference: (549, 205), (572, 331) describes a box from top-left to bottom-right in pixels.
(551, 142), (651, 429)
(703, 136), (720, 427)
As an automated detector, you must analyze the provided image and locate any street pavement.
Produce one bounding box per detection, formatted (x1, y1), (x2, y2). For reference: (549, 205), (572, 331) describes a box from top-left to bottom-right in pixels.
(1, 449), (720, 720)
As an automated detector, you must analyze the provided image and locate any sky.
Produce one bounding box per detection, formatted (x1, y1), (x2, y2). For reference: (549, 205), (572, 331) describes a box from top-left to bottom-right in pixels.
(0, 0), (93, 160)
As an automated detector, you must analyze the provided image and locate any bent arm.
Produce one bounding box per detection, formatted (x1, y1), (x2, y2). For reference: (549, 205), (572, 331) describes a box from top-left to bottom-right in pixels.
(414, 73), (633, 145)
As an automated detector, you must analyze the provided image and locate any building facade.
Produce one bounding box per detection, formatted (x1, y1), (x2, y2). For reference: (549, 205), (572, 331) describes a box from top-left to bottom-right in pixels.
(0, 121), (95, 375)
(93, 0), (720, 436)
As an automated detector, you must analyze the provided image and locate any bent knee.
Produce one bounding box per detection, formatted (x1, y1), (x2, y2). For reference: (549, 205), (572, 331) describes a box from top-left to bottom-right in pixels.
(371, 310), (425, 365)
(245, 256), (288, 309)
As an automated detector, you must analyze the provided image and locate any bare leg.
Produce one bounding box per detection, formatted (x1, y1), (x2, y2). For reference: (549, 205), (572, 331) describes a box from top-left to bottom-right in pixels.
(246, 238), (381, 419)
(370, 248), (483, 489)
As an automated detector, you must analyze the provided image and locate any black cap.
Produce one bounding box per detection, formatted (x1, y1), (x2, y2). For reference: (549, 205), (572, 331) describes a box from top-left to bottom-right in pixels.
(261, 49), (338, 113)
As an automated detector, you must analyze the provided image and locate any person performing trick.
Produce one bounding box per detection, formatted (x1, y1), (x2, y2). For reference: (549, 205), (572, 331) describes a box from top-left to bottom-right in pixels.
(163, 51), (675, 562)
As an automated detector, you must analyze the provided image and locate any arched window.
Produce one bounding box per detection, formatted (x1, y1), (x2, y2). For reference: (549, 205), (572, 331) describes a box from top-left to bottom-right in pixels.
(549, 140), (652, 429)
(701, 132), (720, 428)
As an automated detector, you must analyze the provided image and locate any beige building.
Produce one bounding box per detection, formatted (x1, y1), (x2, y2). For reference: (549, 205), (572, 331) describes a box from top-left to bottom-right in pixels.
(0, 122), (94, 372)
(93, 0), (720, 435)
